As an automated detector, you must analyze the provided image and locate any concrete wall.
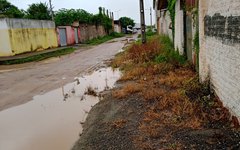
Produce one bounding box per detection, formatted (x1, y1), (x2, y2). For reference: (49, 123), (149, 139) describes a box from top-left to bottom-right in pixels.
(174, 0), (184, 54)
(154, 0), (160, 31)
(160, 10), (173, 41)
(57, 24), (106, 46)
(0, 19), (12, 56)
(0, 18), (58, 56)
(199, 0), (240, 118)
(79, 24), (106, 43)
(114, 24), (121, 33)
(154, 0), (173, 40)
(65, 26), (75, 45)
(57, 26), (81, 46)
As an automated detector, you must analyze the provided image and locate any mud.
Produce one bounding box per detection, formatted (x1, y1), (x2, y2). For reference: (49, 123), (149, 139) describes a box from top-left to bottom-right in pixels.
(0, 67), (121, 150)
(0, 37), (126, 111)
(72, 83), (240, 150)
(72, 93), (146, 150)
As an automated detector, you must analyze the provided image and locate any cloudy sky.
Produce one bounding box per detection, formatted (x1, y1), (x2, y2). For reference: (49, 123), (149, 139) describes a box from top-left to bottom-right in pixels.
(9, 0), (154, 25)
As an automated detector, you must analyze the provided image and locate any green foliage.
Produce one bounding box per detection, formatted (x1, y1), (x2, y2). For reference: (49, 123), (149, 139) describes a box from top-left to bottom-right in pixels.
(92, 13), (112, 32)
(25, 2), (51, 20)
(155, 35), (186, 64)
(0, 48), (75, 65)
(109, 32), (124, 38)
(167, 0), (177, 40)
(98, 7), (102, 15)
(85, 36), (114, 45)
(119, 17), (135, 28)
(84, 32), (124, 45)
(55, 9), (93, 26)
(0, 0), (25, 18)
(146, 29), (157, 37)
(55, 7), (112, 33)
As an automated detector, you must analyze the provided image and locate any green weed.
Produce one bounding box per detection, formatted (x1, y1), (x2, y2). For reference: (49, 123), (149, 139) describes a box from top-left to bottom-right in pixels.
(0, 47), (76, 65)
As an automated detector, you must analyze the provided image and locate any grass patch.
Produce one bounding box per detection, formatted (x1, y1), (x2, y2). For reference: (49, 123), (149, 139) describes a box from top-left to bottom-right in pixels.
(154, 35), (186, 65)
(85, 32), (124, 45)
(0, 47), (76, 65)
(146, 29), (157, 37)
(113, 82), (144, 99)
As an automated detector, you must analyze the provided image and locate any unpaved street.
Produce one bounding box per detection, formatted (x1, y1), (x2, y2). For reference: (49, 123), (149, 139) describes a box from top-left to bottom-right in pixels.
(0, 37), (127, 111)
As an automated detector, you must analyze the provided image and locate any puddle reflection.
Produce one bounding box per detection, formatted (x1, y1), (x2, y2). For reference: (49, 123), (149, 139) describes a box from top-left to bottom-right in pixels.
(0, 67), (121, 150)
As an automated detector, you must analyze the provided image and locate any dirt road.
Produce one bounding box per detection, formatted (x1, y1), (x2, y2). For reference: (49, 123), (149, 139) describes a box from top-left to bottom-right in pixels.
(0, 37), (127, 111)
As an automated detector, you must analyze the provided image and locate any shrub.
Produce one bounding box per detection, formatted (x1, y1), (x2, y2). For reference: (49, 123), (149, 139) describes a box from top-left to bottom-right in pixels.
(155, 35), (187, 65)
(127, 36), (161, 63)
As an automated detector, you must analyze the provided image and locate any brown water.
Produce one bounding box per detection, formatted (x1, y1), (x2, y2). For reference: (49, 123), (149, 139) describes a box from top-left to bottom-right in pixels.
(0, 67), (121, 150)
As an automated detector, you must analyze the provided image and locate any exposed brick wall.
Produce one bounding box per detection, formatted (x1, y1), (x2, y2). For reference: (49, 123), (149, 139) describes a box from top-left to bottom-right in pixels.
(199, 0), (240, 118)
(79, 24), (106, 43)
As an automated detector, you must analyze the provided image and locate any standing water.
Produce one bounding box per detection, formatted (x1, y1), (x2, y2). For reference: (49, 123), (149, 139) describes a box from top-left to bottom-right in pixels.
(0, 67), (121, 150)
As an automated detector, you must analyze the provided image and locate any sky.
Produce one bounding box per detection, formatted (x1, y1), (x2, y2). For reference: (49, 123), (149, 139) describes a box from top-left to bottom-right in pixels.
(9, 0), (155, 25)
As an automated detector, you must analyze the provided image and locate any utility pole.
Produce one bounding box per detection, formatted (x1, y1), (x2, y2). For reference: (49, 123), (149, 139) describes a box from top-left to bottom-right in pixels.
(49, 0), (54, 21)
(140, 0), (146, 44)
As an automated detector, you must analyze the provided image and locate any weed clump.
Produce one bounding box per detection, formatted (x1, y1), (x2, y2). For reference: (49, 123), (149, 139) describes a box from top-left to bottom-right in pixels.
(126, 37), (161, 63)
(155, 35), (186, 65)
(85, 86), (98, 96)
(113, 83), (143, 99)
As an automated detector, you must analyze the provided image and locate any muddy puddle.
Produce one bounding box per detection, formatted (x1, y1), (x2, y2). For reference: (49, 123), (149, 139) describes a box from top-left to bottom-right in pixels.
(0, 67), (121, 150)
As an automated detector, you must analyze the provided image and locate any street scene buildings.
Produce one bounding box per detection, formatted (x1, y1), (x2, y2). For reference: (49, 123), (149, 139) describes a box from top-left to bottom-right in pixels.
(0, 0), (239, 149)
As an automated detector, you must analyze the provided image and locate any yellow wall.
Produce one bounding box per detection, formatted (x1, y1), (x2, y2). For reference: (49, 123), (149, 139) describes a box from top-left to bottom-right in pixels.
(0, 29), (12, 56)
(8, 28), (58, 55)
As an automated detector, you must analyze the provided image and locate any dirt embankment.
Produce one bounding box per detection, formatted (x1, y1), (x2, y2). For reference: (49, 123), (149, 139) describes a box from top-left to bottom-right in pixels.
(73, 36), (240, 150)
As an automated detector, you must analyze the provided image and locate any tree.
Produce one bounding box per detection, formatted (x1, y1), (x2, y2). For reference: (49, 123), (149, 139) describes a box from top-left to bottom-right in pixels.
(119, 17), (135, 28)
(54, 7), (113, 34)
(25, 2), (51, 20)
(0, 0), (25, 18)
(98, 7), (102, 15)
(54, 9), (93, 26)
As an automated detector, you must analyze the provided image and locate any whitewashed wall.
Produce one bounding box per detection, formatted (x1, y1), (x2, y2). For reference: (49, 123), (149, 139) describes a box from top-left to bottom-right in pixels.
(199, 0), (240, 119)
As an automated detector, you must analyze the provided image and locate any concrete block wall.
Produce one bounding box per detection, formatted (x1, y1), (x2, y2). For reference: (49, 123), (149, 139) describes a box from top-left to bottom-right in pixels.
(199, 0), (240, 118)
(79, 24), (106, 43)
(0, 19), (12, 56)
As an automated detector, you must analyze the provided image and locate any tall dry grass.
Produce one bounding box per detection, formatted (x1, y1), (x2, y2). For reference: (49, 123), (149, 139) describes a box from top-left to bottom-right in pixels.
(112, 35), (235, 148)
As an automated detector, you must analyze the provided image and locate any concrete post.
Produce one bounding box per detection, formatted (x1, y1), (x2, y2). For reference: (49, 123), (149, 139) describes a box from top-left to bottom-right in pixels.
(140, 0), (146, 44)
